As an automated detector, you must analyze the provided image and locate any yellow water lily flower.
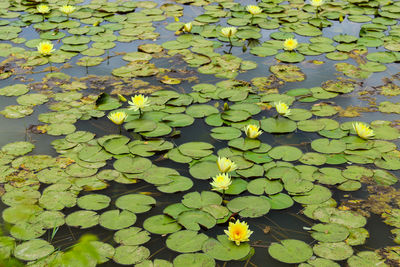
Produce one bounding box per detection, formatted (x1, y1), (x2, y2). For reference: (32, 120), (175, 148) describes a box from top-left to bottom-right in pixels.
(311, 0), (324, 7)
(217, 157), (237, 173)
(275, 101), (291, 116)
(221, 27), (237, 38)
(210, 173), (232, 191)
(60, 5), (76, 15)
(246, 5), (262, 15)
(244, 124), (262, 139)
(183, 22), (192, 33)
(107, 111), (127, 125)
(283, 38), (298, 51)
(353, 122), (374, 139)
(128, 94), (150, 111)
(224, 220), (253, 246)
(37, 41), (54, 56)
(37, 4), (50, 14)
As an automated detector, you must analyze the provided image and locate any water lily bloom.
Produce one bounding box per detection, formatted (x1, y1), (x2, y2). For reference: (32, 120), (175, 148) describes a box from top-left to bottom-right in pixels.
(311, 0), (324, 7)
(210, 173), (232, 191)
(37, 4), (50, 14)
(217, 157), (237, 173)
(60, 5), (76, 15)
(224, 220), (253, 246)
(283, 38), (298, 51)
(37, 41), (54, 56)
(353, 122), (374, 139)
(221, 27), (237, 38)
(183, 22), (192, 33)
(128, 94), (150, 111)
(246, 5), (262, 15)
(275, 101), (291, 116)
(107, 111), (127, 125)
(244, 124), (262, 139)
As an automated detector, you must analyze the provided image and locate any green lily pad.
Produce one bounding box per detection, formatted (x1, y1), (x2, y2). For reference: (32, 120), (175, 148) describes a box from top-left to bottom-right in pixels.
(227, 196), (270, 218)
(267, 193), (294, 210)
(347, 251), (387, 267)
(210, 127), (242, 140)
(311, 139), (346, 154)
(178, 142), (214, 158)
(16, 93), (48, 106)
(247, 178), (283, 195)
(1, 141), (34, 156)
(186, 104), (218, 118)
(115, 194), (156, 213)
(100, 210), (136, 230)
(166, 230), (209, 253)
(113, 156), (152, 173)
(113, 245), (150, 265)
(260, 117), (297, 133)
(14, 239), (54, 261)
(275, 52), (305, 63)
(189, 161), (219, 179)
(143, 215), (181, 235)
(173, 253), (215, 267)
(268, 239), (313, 264)
(312, 207), (367, 228)
(157, 175), (193, 193)
(202, 235), (251, 261)
(65, 210), (99, 229)
(313, 242), (353, 261)
(163, 114), (194, 127)
(268, 146), (303, 161)
(178, 210), (216, 231)
(77, 194), (111, 211)
(0, 105), (33, 118)
(10, 222), (46, 240)
(182, 191), (222, 209)
(292, 185), (332, 204)
(2, 204), (42, 224)
(228, 137), (260, 151)
(0, 84), (28, 96)
(311, 223), (349, 242)
(346, 228), (369, 246)
(114, 227), (150, 246)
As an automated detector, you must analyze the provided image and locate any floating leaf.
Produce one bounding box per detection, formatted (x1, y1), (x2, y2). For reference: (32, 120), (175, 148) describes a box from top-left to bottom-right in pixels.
(313, 242), (353, 261)
(202, 235), (251, 261)
(143, 215), (181, 235)
(268, 239), (313, 264)
(113, 245), (150, 265)
(115, 194), (155, 213)
(14, 239), (54, 261)
(166, 230), (209, 253)
(227, 196), (270, 218)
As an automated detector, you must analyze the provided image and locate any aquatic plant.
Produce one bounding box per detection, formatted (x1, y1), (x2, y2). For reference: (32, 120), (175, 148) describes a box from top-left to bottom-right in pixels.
(224, 220), (253, 246)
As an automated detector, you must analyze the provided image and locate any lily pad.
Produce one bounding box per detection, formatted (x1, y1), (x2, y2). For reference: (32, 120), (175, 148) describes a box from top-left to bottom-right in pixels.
(268, 239), (313, 264)
(311, 223), (349, 242)
(143, 215), (181, 235)
(99, 210), (136, 230)
(202, 235), (251, 261)
(14, 239), (54, 261)
(1, 141), (34, 156)
(114, 227), (150, 246)
(113, 245), (150, 265)
(173, 253), (215, 267)
(227, 196), (270, 218)
(166, 230), (209, 253)
(313, 242), (353, 261)
(115, 194), (156, 213)
(65, 210), (99, 229)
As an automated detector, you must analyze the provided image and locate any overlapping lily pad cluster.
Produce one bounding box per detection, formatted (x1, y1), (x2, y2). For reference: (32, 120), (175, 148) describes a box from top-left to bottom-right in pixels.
(1, 0), (400, 266)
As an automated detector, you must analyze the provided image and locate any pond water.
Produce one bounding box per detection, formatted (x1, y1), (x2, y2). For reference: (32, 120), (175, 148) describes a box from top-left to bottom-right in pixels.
(1, 0), (400, 266)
